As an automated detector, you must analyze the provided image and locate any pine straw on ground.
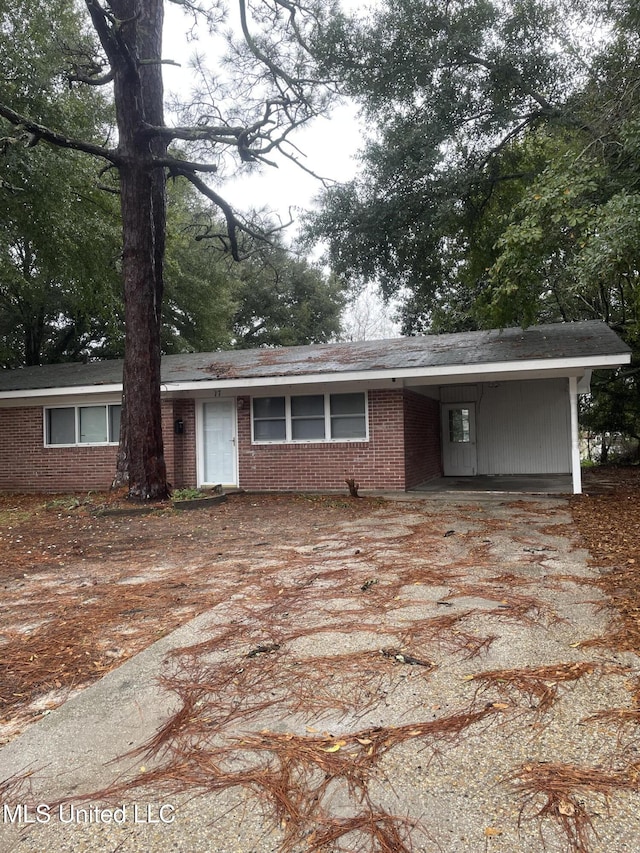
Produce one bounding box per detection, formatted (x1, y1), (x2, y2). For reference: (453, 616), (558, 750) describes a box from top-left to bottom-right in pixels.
(3, 470), (640, 852)
(506, 760), (640, 853)
(571, 467), (640, 659)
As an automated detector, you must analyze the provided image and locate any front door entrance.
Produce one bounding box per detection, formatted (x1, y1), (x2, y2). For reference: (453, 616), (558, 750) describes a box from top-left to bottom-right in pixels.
(441, 403), (477, 476)
(201, 399), (237, 486)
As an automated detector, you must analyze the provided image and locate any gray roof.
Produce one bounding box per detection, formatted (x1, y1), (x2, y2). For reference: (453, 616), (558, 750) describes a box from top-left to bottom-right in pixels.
(0, 321), (630, 393)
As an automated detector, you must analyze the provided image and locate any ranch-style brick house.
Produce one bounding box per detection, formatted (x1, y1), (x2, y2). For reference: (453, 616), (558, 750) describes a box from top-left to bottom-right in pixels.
(0, 320), (631, 496)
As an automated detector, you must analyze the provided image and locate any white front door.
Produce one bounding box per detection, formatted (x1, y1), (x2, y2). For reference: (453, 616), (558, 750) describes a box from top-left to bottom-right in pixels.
(441, 403), (477, 476)
(201, 400), (237, 486)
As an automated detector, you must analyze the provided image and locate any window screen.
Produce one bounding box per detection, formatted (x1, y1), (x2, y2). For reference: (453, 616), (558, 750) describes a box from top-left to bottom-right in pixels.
(47, 408), (76, 445)
(330, 393), (366, 439)
(108, 405), (121, 443)
(253, 397), (286, 440)
(79, 406), (108, 443)
(291, 395), (325, 440)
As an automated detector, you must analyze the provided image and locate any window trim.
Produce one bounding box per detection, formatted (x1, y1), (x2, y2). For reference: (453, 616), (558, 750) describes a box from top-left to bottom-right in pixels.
(251, 392), (368, 444)
(44, 403), (122, 447)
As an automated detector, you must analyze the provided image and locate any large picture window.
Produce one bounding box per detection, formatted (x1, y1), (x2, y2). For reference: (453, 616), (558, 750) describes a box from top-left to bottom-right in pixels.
(45, 404), (121, 446)
(252, 393), (367, 443)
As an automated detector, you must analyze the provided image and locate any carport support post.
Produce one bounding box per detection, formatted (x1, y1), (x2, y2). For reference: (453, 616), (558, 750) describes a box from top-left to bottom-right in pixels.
(569, 376), (582, 495)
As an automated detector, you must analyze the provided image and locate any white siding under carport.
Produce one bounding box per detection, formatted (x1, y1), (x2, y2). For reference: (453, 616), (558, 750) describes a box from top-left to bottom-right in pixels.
(441, 379), (571, 475)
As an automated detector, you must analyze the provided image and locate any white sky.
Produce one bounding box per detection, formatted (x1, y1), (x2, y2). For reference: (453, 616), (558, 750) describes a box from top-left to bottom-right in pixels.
(161, 3), (364, 226)
(161, 2), (400, 338)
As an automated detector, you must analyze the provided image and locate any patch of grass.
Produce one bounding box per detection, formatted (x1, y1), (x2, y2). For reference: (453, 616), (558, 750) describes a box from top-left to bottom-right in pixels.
(0, 510), (32, 526)
(172, 488), (209, 501)
(46, 496), (83, 511)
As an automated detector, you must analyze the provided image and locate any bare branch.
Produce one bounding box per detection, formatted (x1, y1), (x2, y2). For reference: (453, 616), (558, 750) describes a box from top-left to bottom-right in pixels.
(173, 169), (290, 261)
(167, 0), (213, 14)
(139, 58), (181, 68)
(84, 0), (120, 59)
(65, 44), (115, 87)
(85, 0), (138, 78)
(70, 68), (115, 86)
(143, 122), (249, 144)
(0, 103), (121, 165)
(178, 171), (243, 259)
(158, 155), (218, 173)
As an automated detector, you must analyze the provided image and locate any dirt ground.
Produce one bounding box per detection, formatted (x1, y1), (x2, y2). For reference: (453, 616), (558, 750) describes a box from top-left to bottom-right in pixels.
(1, 469), (640, 852)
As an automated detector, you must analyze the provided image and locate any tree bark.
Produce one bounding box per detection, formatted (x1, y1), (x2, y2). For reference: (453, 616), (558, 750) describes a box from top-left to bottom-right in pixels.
(108, 0), (168, 499)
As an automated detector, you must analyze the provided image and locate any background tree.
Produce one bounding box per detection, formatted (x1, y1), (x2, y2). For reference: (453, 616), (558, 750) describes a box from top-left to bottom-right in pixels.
(308, 0), (640, 448)
(0, 0), (334, 499)
(163, 186), (346, 351)
(231, 243), (345, 347)
(0, 0), (121, 367)
(308, 0), (587, 327)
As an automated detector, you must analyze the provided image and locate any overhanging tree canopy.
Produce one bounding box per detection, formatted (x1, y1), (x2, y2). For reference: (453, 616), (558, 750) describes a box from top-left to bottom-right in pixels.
(307, 0), (612, 331)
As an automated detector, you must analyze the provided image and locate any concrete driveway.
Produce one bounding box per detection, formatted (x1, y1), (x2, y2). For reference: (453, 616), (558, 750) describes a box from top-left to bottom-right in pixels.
(1, 493), (639, 853)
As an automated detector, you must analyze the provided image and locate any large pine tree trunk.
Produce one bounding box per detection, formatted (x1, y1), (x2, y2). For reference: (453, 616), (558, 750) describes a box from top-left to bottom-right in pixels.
(109, 0), (169, 500)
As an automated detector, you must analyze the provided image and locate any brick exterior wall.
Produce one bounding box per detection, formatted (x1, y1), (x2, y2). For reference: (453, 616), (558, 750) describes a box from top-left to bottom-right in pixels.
(0, 406), (119, 493)
(0, 400), (199, 494)
(167, 399), (197, 489)
(236, 389), (408, 491)
(403, 390), (442, 488)
(0, 388), (443, 493)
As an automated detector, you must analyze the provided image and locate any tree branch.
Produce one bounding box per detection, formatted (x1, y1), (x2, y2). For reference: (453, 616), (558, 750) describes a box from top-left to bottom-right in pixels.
(237, 0), (300, 93)
(159, 155), (218, 173)
(173, 169), (288, 261)
(175, 171), (247, 260)
(84, 0), (120, 60)
(460, 52), (557, 114)
(85, 0), (138, 79)
(0, 103), (122, 164)
(70, 68), (115, 86)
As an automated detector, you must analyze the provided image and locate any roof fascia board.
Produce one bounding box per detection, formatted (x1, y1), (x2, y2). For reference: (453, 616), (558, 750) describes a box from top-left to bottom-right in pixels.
(0, 384), (123, 402)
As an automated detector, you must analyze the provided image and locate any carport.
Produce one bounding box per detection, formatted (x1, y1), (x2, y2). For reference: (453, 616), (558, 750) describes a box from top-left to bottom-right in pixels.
(412, 473), (573, 495)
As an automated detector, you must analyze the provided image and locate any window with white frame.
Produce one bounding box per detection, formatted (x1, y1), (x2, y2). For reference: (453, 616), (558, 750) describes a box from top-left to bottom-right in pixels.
(45, 404), (121, 446)
(252, 393), (367, 443)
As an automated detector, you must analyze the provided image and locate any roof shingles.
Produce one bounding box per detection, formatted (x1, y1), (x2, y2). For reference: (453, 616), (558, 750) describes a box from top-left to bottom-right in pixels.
(0, 321), (630, 393)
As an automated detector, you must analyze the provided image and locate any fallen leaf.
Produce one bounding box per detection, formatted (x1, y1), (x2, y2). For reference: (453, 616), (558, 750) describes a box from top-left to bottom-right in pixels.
(558, 799), (575, 816)
(484, 827), (503, 837)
